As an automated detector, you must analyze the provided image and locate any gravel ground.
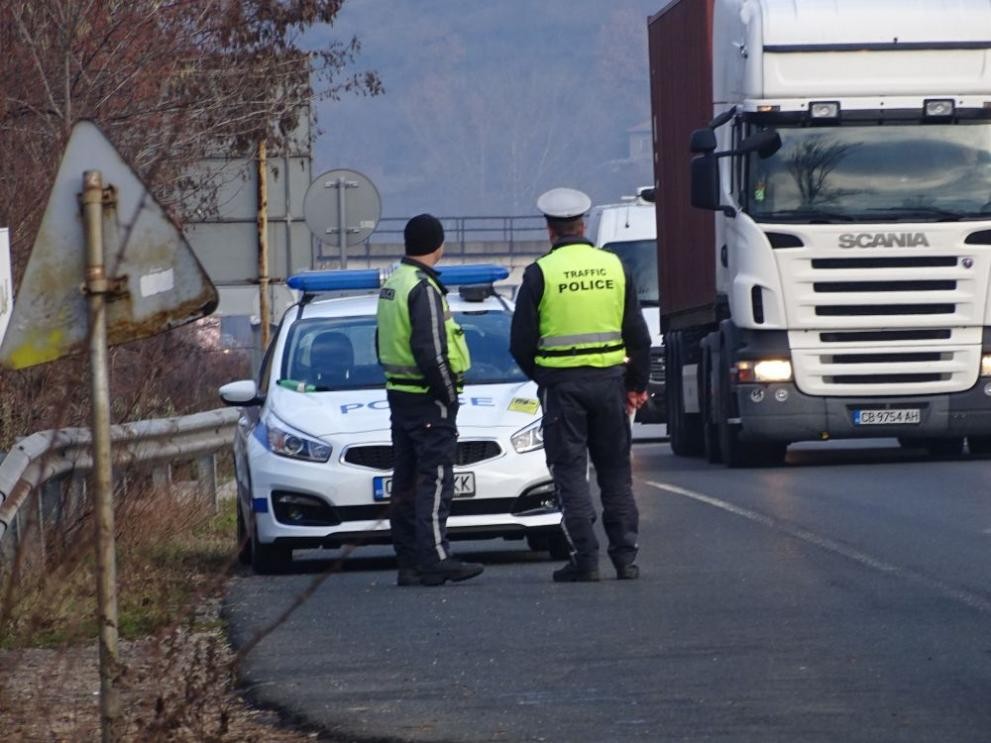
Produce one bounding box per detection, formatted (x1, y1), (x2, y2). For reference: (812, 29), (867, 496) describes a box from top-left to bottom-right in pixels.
(0, 601), (321, 742)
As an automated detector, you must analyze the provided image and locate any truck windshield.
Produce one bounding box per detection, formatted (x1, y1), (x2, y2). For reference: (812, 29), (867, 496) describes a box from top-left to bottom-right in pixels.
(747, 122), (991, 222)
(603, 240), (659, 306)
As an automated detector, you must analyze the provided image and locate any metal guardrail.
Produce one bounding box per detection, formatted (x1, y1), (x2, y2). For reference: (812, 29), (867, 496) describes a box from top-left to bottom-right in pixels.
(0, 408), (239, 549)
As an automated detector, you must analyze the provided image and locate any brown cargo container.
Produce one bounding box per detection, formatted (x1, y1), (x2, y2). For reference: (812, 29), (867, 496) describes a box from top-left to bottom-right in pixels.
(648, 0), (715, 330)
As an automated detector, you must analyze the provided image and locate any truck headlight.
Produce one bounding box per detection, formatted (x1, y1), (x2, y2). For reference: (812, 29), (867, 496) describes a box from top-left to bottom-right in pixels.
(511, 419), (544, 454)
(737, 359), (793, 384)
(264, 416), (332, 462)
(981, 354), (991, 377)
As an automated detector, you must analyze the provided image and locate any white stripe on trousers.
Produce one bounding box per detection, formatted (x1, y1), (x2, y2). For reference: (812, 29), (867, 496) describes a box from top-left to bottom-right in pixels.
(432, 463), (447, 561)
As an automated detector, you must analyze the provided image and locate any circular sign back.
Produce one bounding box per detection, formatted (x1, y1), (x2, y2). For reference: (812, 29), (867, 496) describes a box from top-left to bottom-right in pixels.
(303, 168), (382, 245)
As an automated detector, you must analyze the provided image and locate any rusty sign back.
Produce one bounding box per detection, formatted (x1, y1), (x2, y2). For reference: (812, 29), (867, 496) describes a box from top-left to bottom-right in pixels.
(0, 121), (218, 369)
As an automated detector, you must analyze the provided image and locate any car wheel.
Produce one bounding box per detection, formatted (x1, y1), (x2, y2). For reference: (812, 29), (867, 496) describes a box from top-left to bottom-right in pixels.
(236, 504), (252, 566)
(545, 532), (572, 560)
(251, 521), (292, 575)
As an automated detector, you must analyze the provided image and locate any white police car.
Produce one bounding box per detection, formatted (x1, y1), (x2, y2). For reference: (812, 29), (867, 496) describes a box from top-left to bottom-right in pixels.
(219, 264), (567, 574)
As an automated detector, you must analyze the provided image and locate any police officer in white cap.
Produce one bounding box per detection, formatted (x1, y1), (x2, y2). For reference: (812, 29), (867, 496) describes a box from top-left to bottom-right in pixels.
(510, 187), (651, 581)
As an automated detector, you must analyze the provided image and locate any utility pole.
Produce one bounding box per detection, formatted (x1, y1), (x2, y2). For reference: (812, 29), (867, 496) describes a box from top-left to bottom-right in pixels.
(257, 139), (271, 350)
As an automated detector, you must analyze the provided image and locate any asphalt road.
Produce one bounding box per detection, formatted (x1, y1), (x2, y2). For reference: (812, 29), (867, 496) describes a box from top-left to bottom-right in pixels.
(225, 439), (991, 742)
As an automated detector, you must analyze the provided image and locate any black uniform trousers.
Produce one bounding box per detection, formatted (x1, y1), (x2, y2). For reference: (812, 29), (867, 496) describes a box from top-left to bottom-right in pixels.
(387, 390), (458, 569)
(541, 376), (639, 571)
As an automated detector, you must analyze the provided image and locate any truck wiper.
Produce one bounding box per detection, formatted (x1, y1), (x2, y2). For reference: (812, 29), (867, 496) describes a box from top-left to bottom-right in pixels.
(756, 208), (855, 223)
(860, 206), (966, 222)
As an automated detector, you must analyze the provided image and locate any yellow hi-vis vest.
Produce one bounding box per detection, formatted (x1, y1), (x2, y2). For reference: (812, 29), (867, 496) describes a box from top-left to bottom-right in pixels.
(535, 243), (626, 369)
(376, 262), (470, 394)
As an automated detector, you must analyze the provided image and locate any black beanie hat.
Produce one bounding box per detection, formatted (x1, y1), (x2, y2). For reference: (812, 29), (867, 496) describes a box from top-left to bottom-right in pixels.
(404, 214), (445, 256)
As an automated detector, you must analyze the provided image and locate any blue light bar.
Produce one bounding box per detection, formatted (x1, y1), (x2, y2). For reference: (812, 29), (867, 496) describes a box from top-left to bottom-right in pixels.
(287, 269), (381, 292)
(436, 264), (509, 286)
(286, 263), (509, 294)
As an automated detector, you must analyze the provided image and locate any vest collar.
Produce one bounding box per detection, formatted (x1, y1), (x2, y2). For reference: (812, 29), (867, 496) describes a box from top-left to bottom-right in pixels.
(550, 237), (595, 251)
(400, 256), (448, 293)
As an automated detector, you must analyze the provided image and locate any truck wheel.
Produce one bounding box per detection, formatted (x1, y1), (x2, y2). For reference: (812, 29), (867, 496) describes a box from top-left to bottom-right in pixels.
(667, 332), (704, 457)
(968, 436), (991, 455)
(924, 437), (964, 458)
(251, 523), (292, 575)
(702, 350), (722, 464)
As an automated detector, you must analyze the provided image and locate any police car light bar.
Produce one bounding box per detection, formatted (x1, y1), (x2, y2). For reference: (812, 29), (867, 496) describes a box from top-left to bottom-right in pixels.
(287, 269), (382, 292)
(436, 264), (509, 286)
(287, 264), (508, 294)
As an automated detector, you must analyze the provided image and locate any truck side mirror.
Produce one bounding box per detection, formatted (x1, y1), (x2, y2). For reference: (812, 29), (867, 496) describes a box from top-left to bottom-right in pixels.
(691, 155), (720, 210)
(691, 156), (737, 217)
(738, 129), (782, 159)
(690, 128), (718, 154)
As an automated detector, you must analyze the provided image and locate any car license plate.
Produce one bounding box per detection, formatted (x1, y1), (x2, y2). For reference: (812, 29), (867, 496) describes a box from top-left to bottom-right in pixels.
(373, 472), (476, 501)
(852, 409), (921, 426)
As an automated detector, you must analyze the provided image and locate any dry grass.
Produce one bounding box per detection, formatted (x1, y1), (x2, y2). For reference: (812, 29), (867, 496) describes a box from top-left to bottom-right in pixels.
(0, 490), (320, 742)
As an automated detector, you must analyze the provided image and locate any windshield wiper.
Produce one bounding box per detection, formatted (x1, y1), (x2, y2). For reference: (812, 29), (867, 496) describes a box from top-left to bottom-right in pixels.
(859, 206), (967, 222)
(640, 299), (660, 308)
(755, 208), (856, 223)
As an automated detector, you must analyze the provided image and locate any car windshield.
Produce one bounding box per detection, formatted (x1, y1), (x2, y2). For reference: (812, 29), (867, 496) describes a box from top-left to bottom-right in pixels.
(280, 309), (526, 390)
(747, 122), (991, 222)
(603, 240), (659, 305)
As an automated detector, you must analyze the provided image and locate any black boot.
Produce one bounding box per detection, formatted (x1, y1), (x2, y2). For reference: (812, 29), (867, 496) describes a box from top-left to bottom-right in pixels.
(615, 564), (640, 580)
(552, 562), (600, 583)
(419, 558), (484, 586)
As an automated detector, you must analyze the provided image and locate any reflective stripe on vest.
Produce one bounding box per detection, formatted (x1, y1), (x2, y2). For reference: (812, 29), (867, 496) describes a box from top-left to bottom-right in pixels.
(535, 243), (626, 369)
(376, 263), (471, 394)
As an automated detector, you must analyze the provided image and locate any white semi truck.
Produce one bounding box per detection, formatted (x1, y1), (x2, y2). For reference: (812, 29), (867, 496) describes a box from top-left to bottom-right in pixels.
(649, 0), (991, 465)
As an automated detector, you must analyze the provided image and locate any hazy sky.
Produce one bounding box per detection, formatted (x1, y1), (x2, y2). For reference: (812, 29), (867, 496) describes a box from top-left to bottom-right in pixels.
(308, 0), (661, 218)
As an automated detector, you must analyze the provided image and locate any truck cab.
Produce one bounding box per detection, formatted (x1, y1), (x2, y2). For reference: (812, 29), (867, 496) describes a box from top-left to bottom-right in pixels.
(650, 0), (991, 465)
(587, 187), (666, 424)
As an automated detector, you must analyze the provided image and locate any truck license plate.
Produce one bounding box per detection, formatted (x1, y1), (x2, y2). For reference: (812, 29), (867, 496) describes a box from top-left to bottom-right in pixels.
(853, 409), (921, 426)
(373, 473), (476, 501)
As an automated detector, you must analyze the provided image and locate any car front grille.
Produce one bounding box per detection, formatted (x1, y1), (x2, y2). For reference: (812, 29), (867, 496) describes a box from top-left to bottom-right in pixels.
(343, 440), (502, 470)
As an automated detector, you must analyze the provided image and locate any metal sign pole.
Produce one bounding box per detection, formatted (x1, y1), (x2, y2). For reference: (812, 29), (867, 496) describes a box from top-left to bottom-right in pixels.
(257, 139), (271, 349)
(337, 176), (348, 269)
(82, 170), (121, 742)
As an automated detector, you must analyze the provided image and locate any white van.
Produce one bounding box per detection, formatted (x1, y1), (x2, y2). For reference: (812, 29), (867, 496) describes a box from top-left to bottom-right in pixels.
(586, 187), (665, 425)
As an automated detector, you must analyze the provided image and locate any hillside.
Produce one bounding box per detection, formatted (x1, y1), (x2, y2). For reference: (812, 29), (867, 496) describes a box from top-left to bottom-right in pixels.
(311, 0), (660, 217)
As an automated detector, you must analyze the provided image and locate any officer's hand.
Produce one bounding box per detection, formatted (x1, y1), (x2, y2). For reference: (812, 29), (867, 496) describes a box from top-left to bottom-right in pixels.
(625, 390), (649, 416)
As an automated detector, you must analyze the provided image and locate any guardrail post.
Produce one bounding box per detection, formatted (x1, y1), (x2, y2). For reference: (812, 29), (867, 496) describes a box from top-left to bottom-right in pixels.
(152, 464), (171, 491)
(196, 454), (218, 512)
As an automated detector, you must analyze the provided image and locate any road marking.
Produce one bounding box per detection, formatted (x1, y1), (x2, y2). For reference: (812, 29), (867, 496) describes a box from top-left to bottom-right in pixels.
(644, 479), (991, 615)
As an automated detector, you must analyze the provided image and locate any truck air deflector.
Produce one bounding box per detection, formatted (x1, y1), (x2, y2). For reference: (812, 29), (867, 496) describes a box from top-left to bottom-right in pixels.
(765, 41), (991, 53)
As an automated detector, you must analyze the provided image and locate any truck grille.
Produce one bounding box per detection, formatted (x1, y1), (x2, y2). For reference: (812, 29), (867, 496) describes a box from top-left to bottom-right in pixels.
(790, 335), (980, 397)
(343, 440), (502, 470)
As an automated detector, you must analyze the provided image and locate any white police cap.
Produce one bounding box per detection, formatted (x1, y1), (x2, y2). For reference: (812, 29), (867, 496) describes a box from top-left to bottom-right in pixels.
(536, 187), (592, 220)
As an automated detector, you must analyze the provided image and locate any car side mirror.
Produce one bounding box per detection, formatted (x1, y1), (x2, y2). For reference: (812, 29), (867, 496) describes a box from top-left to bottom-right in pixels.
(219, 380), (261, 407)
(690, 127), (718, 154)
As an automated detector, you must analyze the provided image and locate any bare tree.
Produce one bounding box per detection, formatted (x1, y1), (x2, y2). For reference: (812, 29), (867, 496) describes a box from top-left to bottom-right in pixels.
(0, 0), (381, 445)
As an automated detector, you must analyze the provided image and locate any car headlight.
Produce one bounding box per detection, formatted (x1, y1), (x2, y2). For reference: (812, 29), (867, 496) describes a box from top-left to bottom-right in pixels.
(511, 419), (544, 454)
(264, 416), (332, 462)
(981, 354), (991, 377)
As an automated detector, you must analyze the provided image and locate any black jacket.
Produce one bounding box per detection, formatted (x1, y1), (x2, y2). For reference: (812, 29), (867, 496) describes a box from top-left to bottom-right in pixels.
(510, 239), (652, 391)
(382, 257), (461, 407)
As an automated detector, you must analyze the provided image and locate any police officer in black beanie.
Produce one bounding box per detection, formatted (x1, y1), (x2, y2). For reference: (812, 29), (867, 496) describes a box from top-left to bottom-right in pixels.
(376, 214), (484, 586)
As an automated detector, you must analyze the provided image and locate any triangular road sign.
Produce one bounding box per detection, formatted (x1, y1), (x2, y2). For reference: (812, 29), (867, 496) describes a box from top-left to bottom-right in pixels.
(0, 120), (218, 369)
